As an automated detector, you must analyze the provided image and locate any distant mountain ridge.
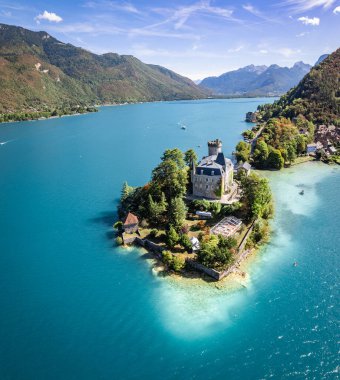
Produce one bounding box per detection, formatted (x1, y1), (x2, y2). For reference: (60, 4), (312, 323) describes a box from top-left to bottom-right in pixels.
(199, 61), (313, 96)
(257, 48), (340, 125)
(0, 23), (207, 113)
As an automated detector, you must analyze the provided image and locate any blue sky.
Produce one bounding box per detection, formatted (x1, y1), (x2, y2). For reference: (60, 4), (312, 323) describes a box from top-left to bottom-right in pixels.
(0, 0), (339, 79)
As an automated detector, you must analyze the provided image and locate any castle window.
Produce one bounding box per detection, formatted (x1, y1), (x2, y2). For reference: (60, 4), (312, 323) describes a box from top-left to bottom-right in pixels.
(200, 169), (204, 175)
(206, 178), (208, 182)
(206, 185), (209, 189)
(211, 171), (214, 176)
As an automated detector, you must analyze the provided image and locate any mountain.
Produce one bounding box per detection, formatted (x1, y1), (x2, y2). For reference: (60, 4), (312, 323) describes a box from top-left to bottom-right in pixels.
(199, 62), (312, 96)
(257, 48), (340, 125)
(0, 23), (207, 113)
(315, 54), (329, 66)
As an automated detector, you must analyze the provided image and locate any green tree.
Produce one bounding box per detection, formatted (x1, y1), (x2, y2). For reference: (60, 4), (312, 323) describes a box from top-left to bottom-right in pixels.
(218, 235), (237, 250)
(148, 193), (167, 224)
(286, 141), (297, 164)
(169, 197), (187, 228)
(172, 256), (185, 272)
(267, 148), (284, 170)
(184, 149), (198, 167)
(161, 148), (186, 170)
(161, 250), (173, 268)
(296, 134), (307, 154)
(166, 226), (179, 249)
(235, 141), (251, 163)
(253, 140), (269, 168)
(241, 172), (273, 220)
(121, 181), (134, 202)
(179, 234), (192, 251)
(152, 159), (187, 202)
(196, 235), (234, 269)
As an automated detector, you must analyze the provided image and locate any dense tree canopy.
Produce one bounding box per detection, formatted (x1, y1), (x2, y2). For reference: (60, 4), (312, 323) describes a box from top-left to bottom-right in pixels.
(241, 172), (273, 220)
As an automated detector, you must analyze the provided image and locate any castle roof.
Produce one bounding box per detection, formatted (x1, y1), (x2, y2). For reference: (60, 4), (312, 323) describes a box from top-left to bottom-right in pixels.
(124, 212), (139, 226)
(215, 152), (226, 166)
(195, 153), (233, 176)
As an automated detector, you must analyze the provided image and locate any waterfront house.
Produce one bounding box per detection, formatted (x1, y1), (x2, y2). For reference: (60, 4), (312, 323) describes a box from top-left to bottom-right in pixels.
(235, 161), (251, 176)
(307, 143), (317, 154)
(191, 139), (234, 200)
(123, 212), (139, 233)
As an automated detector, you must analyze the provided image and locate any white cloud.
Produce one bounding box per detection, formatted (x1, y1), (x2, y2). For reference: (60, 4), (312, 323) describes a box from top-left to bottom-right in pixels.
(1, 10), (12, 17)
(259, 49), (268, 54)
(277, 47), (301, 57)
(298, 16), (320, 25)
(333, 5), (340, 13)
(35, 10), (63, 23)
(281, 0), (335, 13)
(296, 31), (309, 36)
(150, 1), (238, 31)
(84, 1), (141, 14)
(227, 45), (244, 53)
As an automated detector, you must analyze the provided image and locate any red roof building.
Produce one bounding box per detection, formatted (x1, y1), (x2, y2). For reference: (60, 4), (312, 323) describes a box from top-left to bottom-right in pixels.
(123, 212), (139, 233)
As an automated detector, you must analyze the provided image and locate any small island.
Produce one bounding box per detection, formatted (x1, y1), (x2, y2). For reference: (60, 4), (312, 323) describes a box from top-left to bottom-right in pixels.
(114, 139), (273, 281)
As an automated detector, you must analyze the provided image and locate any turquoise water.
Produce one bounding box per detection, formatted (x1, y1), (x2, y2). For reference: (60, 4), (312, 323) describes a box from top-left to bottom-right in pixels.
(0, 99), (339, 379)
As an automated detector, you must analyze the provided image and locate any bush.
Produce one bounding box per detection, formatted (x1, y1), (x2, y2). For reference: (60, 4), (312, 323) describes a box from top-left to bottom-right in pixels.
(172, 256), (185, 272)
(161, 250), (173, 268)
(179, 234), (192, 251)
(161, 251), (185, 272)
(115, 236), (123, 246)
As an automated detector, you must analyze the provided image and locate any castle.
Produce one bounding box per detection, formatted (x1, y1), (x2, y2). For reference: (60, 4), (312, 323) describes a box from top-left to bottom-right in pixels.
(191, 139), (234, 199)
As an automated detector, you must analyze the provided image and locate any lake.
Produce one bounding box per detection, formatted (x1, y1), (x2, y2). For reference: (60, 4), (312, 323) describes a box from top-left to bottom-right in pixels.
(0, 99), (339, 379)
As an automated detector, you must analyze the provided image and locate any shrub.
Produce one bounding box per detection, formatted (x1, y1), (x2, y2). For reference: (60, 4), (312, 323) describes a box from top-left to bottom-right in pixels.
(161, 250), (173, 268)
(172, 256), (185, 272)
(115, 236), (123, 246)
(179, 234), (192, 251)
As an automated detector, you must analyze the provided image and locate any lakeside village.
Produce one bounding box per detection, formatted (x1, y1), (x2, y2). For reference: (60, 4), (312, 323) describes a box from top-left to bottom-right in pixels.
(114, 139), (273, 281)
(244, 111), (340, 166)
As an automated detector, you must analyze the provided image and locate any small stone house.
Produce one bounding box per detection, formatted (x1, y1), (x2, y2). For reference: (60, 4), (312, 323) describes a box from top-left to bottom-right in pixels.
(123, 212), (139, 233)
(235, 161), (251, 176)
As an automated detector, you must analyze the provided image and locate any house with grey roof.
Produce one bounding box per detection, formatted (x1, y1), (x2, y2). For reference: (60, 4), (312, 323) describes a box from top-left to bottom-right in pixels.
(191, 139), (234, 199)
(235, 161), (251, 176)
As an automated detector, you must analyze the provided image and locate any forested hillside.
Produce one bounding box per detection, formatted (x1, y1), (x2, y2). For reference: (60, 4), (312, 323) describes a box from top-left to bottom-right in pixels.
(0, 23), (207, 115)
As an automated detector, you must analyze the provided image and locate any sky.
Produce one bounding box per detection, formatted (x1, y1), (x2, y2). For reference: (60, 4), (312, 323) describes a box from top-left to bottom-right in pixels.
(0, 0), (339, 80)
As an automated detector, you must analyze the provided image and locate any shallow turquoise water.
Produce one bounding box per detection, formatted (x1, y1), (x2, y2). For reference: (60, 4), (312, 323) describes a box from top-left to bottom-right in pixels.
(0, 99), (339, 379)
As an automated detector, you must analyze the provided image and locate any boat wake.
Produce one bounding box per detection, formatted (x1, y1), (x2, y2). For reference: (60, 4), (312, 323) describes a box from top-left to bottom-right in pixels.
(0, 140), (13, 146)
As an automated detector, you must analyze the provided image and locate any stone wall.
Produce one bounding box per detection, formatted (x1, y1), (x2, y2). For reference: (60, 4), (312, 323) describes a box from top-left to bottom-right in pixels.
(186, 260), (235, 281)
(134, 237), (164, 259)
(192, 174), (221, 199)
(238, 221), (255, 253)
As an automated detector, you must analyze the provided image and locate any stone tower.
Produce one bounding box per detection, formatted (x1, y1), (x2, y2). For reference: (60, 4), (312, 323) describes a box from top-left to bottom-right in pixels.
(208, 139), (222, 156)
